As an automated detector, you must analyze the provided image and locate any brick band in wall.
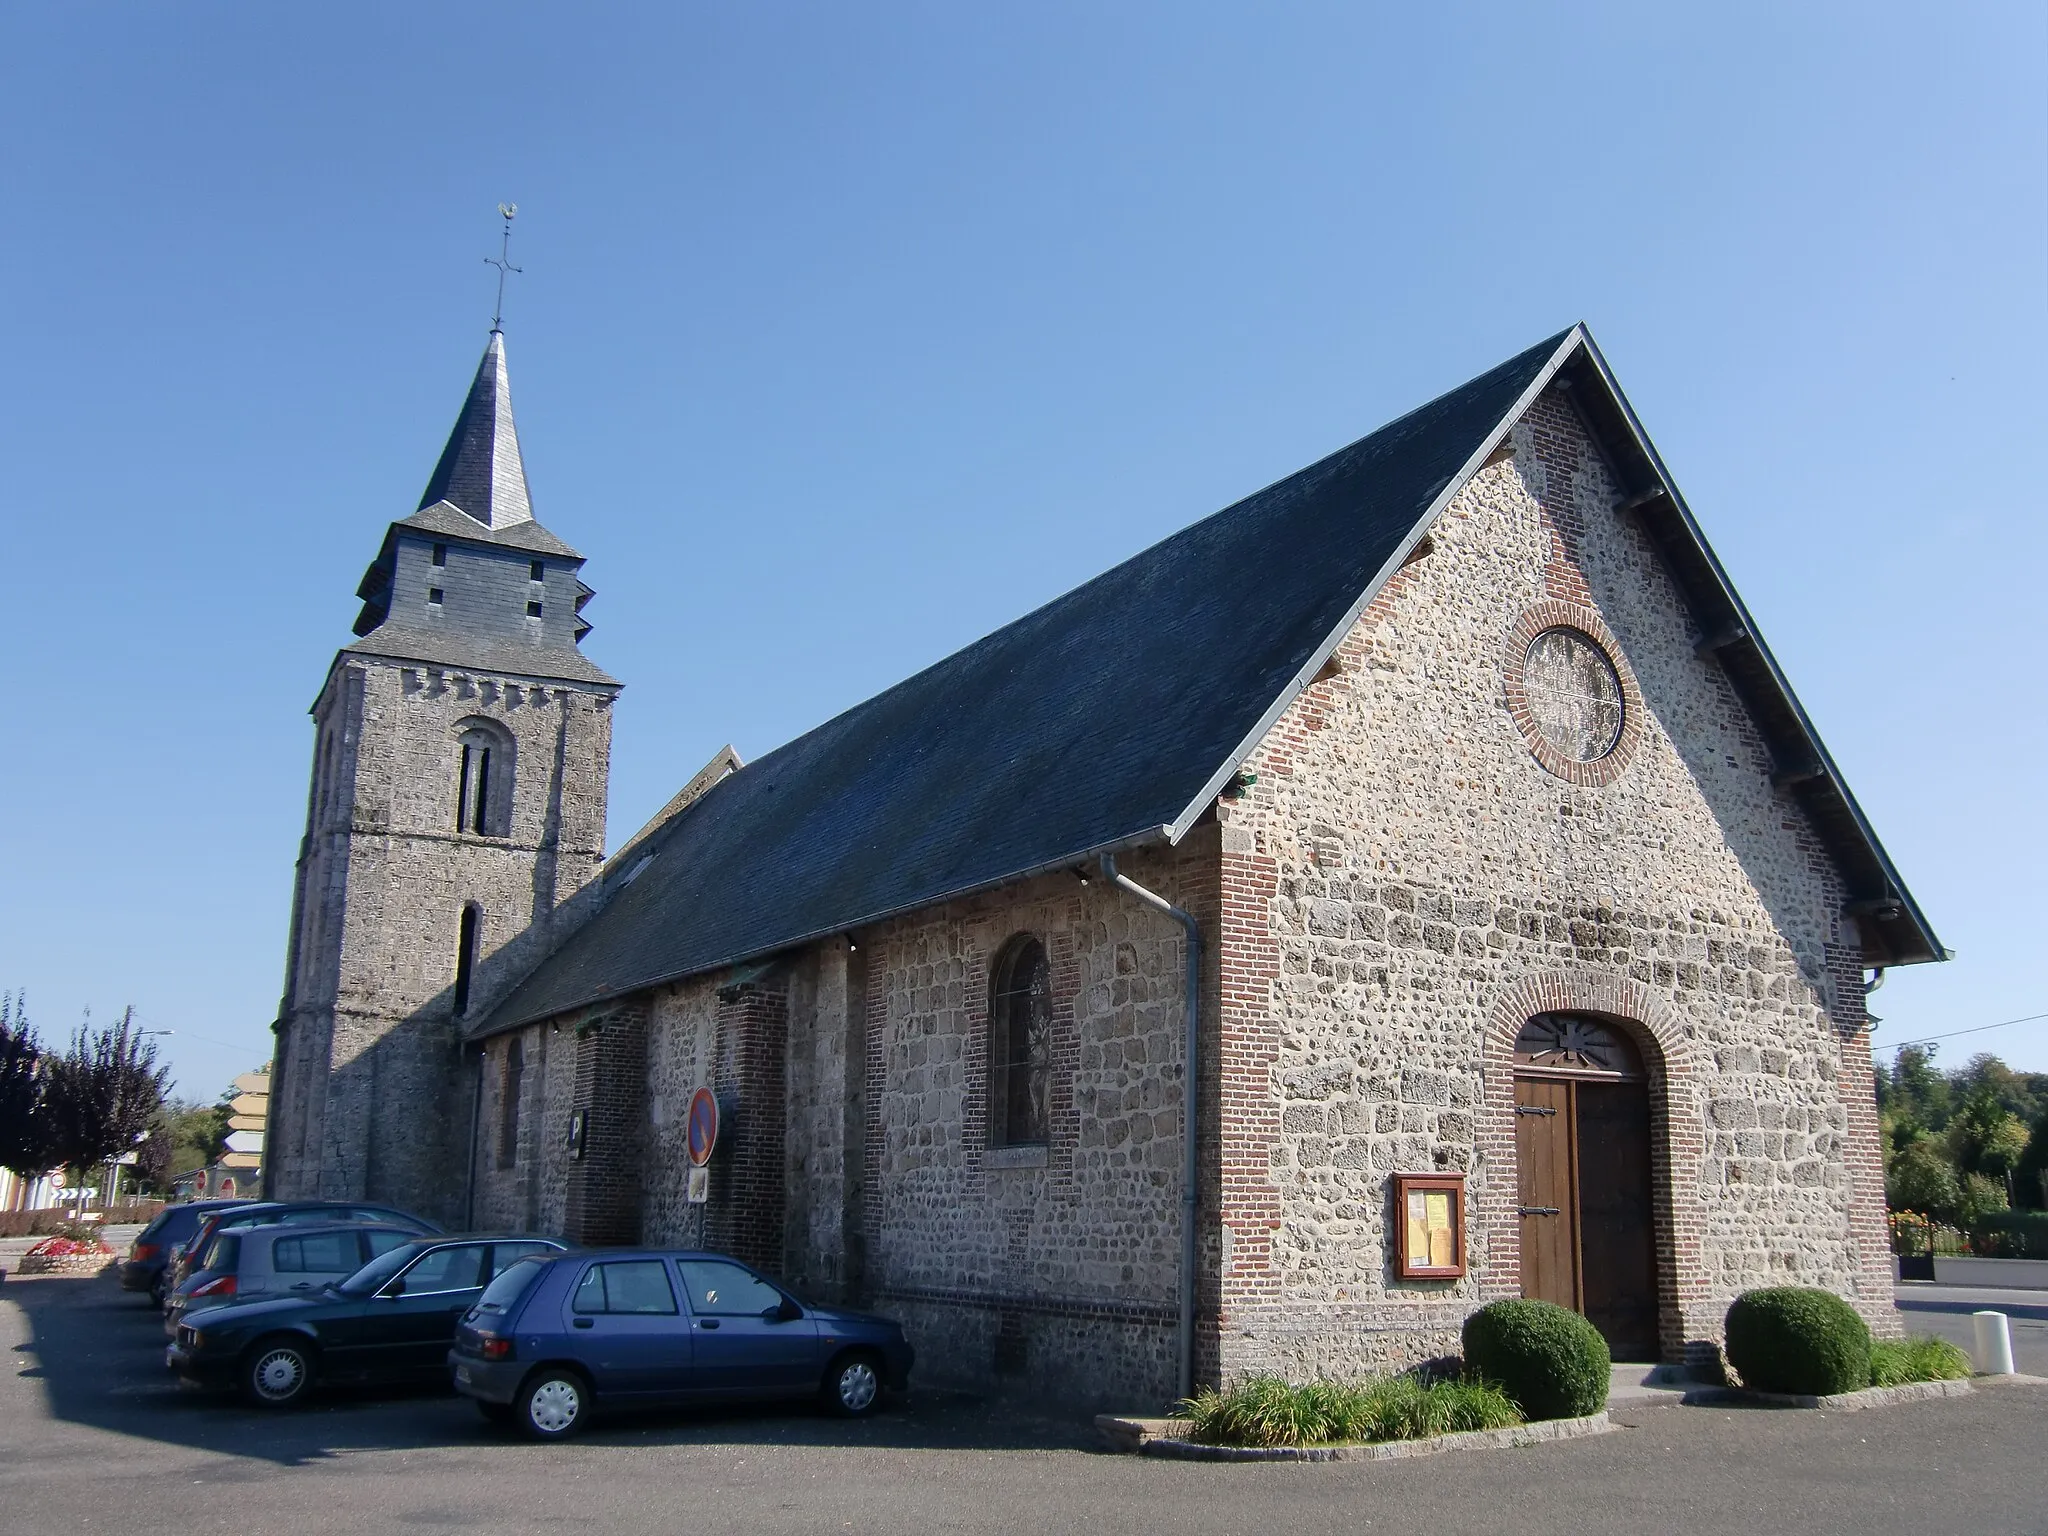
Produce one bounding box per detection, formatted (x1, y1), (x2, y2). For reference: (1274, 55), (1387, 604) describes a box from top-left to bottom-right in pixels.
(707, 982), (790, 1272)
(562, 1005), (650, 1245)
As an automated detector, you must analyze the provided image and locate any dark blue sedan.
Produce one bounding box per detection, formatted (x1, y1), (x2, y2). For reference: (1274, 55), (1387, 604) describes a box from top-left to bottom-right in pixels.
(448, 1249), (914, 1440)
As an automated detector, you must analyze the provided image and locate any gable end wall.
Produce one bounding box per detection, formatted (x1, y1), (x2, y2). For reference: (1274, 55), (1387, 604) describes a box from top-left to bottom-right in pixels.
(1211, 386), (1893, 1379)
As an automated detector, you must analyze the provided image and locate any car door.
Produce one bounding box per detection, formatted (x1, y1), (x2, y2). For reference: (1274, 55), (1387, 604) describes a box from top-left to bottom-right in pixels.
(564, 1259), (695, 1399)
(672, 1258), (819, 1398)
(368, 1243), (493, 1377)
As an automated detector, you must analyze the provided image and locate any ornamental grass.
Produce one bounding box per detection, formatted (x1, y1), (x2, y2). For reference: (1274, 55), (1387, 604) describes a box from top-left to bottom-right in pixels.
(1867, 1335), (1973, 1387)
(1180, 1372), (1522, 1449)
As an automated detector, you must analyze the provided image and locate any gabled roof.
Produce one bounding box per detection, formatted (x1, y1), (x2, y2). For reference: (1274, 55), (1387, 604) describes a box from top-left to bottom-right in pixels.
(478, 325), (1941, 1035)
(418, 330), (534, 529)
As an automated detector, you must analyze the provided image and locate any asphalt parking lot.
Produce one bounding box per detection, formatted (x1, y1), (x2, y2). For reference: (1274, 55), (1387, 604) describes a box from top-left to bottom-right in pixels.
(5, 1264), (2045, 1536)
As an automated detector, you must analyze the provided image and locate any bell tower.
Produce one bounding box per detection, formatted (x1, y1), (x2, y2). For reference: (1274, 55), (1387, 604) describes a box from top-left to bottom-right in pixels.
(267, 327), (620, 1222)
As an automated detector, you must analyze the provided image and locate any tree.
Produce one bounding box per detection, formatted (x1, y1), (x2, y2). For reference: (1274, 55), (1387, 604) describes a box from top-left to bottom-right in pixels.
(1947, 1085), (2032, 1202)
(1878, 1044), (1953, 1135)
(0, 991), (56, 1201)
(41, 1007), (169, 1214)
(1886, 1135), (1961, 1222)
(2014, 1107), (2048, 1212)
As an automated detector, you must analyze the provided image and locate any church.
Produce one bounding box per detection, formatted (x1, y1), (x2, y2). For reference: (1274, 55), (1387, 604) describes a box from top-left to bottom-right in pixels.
(266, 321), (1944, 1404)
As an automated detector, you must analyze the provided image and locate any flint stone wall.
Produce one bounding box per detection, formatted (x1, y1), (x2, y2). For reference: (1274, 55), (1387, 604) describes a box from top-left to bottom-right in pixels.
(1210, 387), (1890, 1380)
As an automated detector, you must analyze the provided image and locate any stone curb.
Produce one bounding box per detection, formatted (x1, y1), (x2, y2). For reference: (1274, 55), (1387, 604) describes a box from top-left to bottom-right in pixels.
(1131, 1412), (1614, 1462)
(1681, 1378), (1974, 1411)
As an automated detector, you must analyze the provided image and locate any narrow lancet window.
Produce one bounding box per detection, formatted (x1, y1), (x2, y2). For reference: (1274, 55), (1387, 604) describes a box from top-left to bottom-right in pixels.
(989, 936), (1053, 1146)
(454, 904), (481, 1015)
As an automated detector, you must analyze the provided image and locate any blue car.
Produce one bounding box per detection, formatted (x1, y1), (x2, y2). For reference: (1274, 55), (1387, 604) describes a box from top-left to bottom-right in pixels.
(448, 1249), (914, 1440)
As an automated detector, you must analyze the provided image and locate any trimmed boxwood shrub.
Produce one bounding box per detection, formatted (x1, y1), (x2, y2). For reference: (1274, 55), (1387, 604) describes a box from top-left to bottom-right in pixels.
(1724, 1287), (1871, 1396)
(1460, 1299), (1611, 1420)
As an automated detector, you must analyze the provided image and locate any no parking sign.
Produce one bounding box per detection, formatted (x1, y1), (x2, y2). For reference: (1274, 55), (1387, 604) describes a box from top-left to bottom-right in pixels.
(686, 1087), (718, 1203)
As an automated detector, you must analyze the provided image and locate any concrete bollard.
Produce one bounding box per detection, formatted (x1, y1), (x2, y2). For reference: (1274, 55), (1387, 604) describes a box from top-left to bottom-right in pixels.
(1970, 1310), (2016, 1376)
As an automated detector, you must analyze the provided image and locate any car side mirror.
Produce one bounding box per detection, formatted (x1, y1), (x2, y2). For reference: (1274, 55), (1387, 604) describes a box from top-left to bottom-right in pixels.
(766, 1297), (802, 1323)
(378, 1278), (406, 1298)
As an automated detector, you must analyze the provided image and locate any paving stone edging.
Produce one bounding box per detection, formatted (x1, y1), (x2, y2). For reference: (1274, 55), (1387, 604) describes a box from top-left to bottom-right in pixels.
(1681, 1378), (1974, 1411)
(1125, 1412), (1614, 1462)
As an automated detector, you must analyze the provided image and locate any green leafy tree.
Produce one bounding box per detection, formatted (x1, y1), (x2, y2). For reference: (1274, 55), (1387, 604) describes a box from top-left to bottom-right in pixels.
(1959, 1171), (2009, 1226)
(1886, 1136), (1961, 1222)
(1878, 1044), (1952, 1135)
(41, 1007), (170, 1214)
(0, 991), (56, 1199)
(2012, 1107), (2048, 1212)
(1948, 1086), (2032, 1201)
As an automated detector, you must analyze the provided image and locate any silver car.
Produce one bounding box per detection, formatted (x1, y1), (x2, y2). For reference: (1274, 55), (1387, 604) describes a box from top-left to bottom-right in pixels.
(164, 1222), (419, 1337)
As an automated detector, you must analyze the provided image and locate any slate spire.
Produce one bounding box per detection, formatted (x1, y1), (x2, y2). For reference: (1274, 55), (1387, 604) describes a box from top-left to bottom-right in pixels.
(416, 330), (535, 529)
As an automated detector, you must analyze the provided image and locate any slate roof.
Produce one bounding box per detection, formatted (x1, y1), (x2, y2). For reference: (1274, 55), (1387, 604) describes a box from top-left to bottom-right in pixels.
(418, 330), (535, 529)
(478, 324), (1943, 1036)
(344, 332), (614, 686)
(341, 622), (620, 688)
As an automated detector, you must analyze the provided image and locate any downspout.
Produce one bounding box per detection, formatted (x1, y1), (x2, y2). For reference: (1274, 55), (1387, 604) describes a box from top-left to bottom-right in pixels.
(462, 1043), (485, 1230)
(1100, 852), (1200, 1404)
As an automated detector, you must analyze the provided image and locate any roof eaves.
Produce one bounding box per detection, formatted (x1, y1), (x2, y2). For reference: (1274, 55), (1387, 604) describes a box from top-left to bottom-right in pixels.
(1570, 330), (1945, 968)
(1164, 326), (1588, 843)
(468, 821), (1176, 1039)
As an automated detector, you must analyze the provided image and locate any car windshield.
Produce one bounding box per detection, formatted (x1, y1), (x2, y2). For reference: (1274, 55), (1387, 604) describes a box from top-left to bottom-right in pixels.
(471, 1257), (546, 1317)
(336, 1242), (426, 1296)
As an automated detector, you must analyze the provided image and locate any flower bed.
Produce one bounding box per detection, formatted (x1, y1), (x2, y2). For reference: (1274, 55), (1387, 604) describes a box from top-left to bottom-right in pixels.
(16, 1233), (116, 1275)
(1177, 1373), (1523, 1450)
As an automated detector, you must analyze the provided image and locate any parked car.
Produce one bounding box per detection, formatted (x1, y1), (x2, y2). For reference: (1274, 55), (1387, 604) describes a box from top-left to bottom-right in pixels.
(449, 1249), (914, 1440)
(166, 1234), (569, 1407)
(120, 1200), (256, 1305)
(162, 1201), (441, 1302)
(164, 1221), (426, 1337)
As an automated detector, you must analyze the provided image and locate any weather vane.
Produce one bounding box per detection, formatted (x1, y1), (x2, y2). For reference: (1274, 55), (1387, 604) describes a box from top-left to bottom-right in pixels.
(485, 202), (521, 331)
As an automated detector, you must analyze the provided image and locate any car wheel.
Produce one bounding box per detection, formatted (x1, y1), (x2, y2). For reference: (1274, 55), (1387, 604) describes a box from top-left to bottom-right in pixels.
(516, 1369), (588, 1441)
(241, 1338), (316, 1409)
(821, 1351), (884, 1418)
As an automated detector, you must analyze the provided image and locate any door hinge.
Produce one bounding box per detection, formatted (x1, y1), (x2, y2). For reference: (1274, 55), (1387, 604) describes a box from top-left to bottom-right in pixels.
(1515, 1105), (1557, 1117)
(1519, 1205), (1562, 1217)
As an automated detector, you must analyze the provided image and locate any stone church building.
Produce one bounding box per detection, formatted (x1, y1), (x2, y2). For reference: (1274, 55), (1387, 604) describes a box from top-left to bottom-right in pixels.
(268, 323), (1943, 1403)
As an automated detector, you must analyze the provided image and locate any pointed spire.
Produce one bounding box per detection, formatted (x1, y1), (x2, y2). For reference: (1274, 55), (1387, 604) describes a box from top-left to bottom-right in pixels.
(416, 331), (535, 529)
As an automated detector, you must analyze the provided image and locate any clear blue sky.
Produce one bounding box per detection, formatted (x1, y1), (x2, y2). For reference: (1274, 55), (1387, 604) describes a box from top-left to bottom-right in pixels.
(2, 4), (2043, 1102)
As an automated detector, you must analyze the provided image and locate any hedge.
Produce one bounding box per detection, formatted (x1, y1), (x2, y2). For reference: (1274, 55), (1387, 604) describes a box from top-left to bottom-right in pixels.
(1724, 1288), (1871, 1396)
(1460, 1299), (1610, 1420)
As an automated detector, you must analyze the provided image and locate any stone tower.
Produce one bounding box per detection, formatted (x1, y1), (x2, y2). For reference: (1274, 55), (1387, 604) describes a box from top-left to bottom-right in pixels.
(267, 330), (619, 1223)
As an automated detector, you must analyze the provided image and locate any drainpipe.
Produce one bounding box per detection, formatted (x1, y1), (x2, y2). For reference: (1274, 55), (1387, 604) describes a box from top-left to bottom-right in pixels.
(1100, 852), (1200, 1404)
(462, 1043), (485, 1229)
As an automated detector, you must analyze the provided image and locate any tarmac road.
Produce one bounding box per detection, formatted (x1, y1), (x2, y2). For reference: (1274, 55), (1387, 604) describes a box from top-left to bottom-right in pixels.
(4, 1265), (2045, 1536)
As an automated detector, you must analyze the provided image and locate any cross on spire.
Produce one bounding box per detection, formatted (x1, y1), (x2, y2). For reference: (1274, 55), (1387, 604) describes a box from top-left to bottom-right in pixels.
(485, 202), (521, 332)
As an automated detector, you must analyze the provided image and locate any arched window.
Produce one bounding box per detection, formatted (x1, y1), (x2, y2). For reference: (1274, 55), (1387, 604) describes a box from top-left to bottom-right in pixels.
(453, 720), (514, 837)
(1513, 1013), (1645, 1080)
(497, 1036), (524, 1169)
(454, 904), (481, 1015)
(989, 936), (1052, 1146)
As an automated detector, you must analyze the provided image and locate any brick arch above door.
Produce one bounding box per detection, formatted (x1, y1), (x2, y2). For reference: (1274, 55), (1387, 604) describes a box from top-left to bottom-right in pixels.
(1474, 970), (1706, 1362)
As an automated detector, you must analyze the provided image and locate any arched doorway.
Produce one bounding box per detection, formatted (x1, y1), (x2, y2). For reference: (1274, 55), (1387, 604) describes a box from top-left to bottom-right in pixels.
(1513, 1012), (1659, 1360)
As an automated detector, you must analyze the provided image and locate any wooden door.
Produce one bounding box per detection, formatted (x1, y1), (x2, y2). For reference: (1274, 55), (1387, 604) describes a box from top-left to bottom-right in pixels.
(1575, 1079), (1658, 1360)
(1514, 1077), (1577, 1311)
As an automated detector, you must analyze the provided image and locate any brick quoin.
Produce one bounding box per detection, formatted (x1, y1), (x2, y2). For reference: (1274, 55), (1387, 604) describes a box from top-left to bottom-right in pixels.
(707, 982), (791, 1272)
(562, 1004), (649, 1246)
